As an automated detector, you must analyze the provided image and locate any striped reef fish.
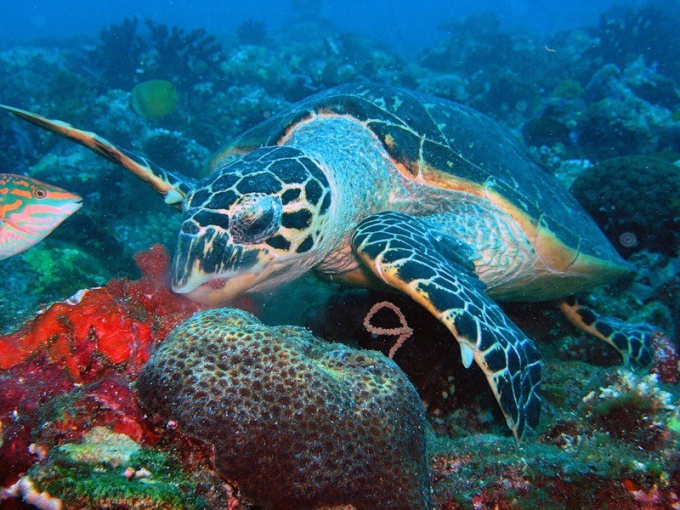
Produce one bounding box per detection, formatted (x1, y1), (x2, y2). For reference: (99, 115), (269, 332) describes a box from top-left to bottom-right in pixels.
(0, 173), (82, 259)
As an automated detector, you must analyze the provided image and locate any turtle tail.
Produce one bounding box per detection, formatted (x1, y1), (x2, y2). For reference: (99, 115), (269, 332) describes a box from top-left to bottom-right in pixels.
(0, 105), (195, 208)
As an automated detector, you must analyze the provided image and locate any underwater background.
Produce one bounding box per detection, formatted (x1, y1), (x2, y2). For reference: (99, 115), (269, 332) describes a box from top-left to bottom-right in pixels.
(0, 0), (679, 508)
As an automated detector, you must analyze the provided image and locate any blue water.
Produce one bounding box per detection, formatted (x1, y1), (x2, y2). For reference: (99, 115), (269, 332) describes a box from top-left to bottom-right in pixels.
(0, 0), (629, 51)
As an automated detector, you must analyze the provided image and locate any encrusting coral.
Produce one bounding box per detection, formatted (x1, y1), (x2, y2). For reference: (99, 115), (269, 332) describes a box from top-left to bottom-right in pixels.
(0, 244), (204, 381)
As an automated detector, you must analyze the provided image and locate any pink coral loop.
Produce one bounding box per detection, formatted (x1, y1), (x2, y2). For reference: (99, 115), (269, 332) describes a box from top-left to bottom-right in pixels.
(363, 301), (414, 359)
(650, 330), (679, 384)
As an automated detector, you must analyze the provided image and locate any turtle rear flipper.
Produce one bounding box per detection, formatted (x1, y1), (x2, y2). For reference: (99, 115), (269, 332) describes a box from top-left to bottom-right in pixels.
(0, 105), (194, 207)
(559, 297), (654, 366)
(352, 211), (542, 441)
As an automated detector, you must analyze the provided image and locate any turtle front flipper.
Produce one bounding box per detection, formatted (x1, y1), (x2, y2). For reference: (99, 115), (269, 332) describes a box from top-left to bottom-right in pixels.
(559, 297), (654, 367)
(0, 105), (194, 207)
(352, 211), (542, 440)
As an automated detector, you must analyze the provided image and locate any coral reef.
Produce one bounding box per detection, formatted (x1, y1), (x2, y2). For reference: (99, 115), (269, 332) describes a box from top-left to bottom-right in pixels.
(38, 377), (157, 447)
(430, 427), (680, 509)
(594, 1), (680, 82)
(417, 14), (595, 126)
(143, 19), (224, 91)
(582, 369), (674, 448)
(576, 59), (680, 160)
(650, 331), (680, 384)
(140, 127), (211, 178)
(522, 115), (572, 148)
(21, 243), (111, 298)
(0, 359), (73, 487)
(136, 308), (431, 510)
(0, 245), (204, 489)
(93, 17), (147, 90)
(426, 358), (680, 509)
(91, 17), (224, 92)
(0, 5), (679, 508)
(570, 155), (680, 257)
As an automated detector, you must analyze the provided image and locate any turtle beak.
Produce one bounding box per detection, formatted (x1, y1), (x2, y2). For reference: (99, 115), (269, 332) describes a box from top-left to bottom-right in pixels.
(174, 272), (259, 306)
(170, 229), (264, 305)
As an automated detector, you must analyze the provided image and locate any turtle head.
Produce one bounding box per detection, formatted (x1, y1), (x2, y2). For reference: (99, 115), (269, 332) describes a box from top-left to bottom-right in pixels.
(171, 146), (333, 305)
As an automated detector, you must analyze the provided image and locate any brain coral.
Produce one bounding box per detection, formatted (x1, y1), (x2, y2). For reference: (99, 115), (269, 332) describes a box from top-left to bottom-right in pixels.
(570, 155), (680, 257)
(136, 308), (430, 510)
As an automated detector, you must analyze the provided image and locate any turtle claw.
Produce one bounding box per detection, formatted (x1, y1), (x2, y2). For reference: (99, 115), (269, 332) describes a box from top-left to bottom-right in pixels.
(460, 342), (475, 368)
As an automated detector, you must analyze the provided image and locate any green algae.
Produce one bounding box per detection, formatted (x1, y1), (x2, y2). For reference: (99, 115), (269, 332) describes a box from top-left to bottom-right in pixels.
(22, 242), (109, 298)
(668, 414), (680, 435)
(590, 391), (656, 419)
(56, 427), (141, 468)
(28, 429), (210, 510)
(552, 79), (584, 99)
(30, 464), (207, 510)
(428, 429), (674, 509)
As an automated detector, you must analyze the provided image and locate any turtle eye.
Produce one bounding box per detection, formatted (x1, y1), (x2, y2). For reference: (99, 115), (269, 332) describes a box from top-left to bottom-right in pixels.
(231, 193), (282, 245)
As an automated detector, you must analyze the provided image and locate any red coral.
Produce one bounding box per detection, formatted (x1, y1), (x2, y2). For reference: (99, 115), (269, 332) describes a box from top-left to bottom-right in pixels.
(0, 244), (205, 382)
(0, 245), (200, 487)
(38, 377), (158, 447)
(622, 478), (680, 509)
(650, 330), (679, 384)
(0, 358), (74, 487)
(0, 244), (263, 488)
(0, 357), (73, 422)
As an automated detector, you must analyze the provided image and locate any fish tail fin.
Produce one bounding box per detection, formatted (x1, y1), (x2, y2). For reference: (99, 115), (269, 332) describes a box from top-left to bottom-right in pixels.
(0, 105), (194, 207)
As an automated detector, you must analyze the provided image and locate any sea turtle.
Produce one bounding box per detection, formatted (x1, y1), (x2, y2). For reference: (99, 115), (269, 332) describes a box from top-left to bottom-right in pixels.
(1, 82), (654, 440)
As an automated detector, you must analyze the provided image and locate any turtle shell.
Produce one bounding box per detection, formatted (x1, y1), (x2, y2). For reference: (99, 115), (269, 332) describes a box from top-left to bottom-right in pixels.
(211, 82), (628, 288)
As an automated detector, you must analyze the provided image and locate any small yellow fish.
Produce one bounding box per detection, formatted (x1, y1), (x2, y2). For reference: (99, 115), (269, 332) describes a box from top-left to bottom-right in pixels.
(131, 80), (179, 119)
(0, 174), (82, 260)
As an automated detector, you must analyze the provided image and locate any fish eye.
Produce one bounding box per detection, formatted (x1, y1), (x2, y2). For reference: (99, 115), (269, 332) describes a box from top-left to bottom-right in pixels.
(33, 187), (47, 199)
